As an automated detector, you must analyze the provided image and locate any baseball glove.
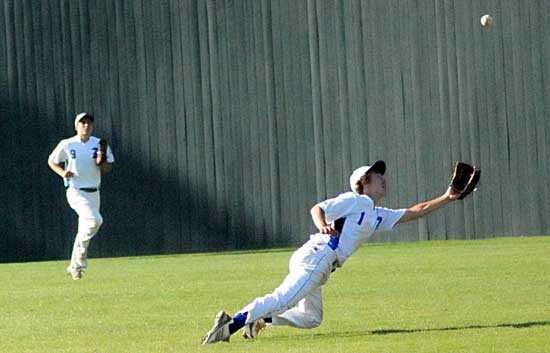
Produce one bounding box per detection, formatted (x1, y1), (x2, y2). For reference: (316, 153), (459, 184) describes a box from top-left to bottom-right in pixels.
(449, 161), (481, 200)
(97, 139), (108, 165)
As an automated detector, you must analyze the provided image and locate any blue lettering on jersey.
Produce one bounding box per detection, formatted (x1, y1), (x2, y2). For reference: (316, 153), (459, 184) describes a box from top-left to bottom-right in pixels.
(357, 211), (366, 225)
(374, 216), (382, 230)
(92, 147), (98, 159)
(70, 149), (76, 159)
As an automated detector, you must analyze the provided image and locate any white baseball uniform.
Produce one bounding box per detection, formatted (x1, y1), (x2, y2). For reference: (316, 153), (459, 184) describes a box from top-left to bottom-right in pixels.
(49, 135), (114, 272)
(239, 191), (406, 328)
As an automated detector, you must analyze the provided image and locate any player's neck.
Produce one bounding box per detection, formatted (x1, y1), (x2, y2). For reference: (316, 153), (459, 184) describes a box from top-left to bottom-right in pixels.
(362, 191), (383, 206)
(78, 134), (91, 143)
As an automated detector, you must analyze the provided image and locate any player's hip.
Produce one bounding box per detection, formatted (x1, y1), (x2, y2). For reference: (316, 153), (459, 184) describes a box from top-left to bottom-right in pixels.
(66, 187), (101, 211)
(289, 240), (338, 276)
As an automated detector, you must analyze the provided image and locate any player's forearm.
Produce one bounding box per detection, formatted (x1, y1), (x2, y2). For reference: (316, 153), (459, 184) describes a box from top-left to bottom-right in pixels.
(310, 205), (340, 235)
(310, 205), (328, 231)
(99, 162), (113, 174)
(399, 192), (453, 223)
(48, 160), (66, 178)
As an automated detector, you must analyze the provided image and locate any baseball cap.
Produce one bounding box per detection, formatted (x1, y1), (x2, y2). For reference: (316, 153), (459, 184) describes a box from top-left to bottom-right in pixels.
(349, 160), (386, 192)
(74, 112), (94, 128)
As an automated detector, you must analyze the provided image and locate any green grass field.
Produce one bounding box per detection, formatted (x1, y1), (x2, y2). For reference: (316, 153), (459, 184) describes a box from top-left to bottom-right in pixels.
(1, 236), (549, 353)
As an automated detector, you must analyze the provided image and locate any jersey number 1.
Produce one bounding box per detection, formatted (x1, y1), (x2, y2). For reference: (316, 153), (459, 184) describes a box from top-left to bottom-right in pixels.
(357, 212), (365, 225)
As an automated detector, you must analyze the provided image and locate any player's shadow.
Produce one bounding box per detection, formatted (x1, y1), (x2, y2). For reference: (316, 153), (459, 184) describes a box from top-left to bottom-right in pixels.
(269, 319), (550, 341)
(368, 319), (550, 335)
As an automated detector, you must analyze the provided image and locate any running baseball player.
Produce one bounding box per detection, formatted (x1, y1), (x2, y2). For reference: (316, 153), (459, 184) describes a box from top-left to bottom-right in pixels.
(48, 112), (114, 280)
(202, 160), (478, 344)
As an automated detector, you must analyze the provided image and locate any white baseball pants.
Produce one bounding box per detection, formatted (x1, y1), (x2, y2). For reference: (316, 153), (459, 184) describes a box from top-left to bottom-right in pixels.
(66, 188), (103, 271)
(240, 240), (337, 329)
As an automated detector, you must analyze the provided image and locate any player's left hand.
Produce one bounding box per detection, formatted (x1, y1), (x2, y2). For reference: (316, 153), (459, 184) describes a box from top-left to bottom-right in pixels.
(95, 151), (104, 165)
(449, 161), (481, 200)
(446, 186), (461, 201)
(96, 139), (108, 165)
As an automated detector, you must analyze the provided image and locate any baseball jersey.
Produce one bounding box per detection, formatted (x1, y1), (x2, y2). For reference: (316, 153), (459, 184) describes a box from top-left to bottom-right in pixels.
(49, 135), (115, 189)
(313, 191), (406, 266)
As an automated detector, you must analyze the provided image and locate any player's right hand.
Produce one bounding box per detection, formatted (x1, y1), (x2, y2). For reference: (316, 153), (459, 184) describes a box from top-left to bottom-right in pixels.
(320, 225), (340, 236)
(63, 171), (74, 178)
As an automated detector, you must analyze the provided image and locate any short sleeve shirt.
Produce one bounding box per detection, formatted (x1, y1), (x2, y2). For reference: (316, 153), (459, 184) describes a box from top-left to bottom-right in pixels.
(49, 135), (114, 189)
(315, 191), (406, 265)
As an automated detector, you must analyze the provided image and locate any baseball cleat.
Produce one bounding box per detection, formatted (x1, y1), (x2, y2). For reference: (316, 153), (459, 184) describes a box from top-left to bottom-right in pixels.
(242, 319), (266, 340)
(66, 267), (83, 280)
(201, 311), (232, 344)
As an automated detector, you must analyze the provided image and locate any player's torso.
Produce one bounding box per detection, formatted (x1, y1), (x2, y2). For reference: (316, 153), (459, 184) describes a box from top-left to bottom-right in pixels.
(64, 136), (101, 188)
(308, 194), (379, 265)
(334, 199), (380, 262)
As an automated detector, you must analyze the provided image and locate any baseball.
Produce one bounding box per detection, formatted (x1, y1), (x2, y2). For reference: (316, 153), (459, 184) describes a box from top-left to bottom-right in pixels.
(480, 14), (493, 27)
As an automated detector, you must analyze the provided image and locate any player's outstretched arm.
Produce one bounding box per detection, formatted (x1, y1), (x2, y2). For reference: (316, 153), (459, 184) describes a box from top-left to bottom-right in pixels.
(397, 187), (459, 224)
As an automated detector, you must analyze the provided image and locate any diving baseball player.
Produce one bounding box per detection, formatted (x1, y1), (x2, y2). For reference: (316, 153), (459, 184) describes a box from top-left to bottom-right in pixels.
(202, 160), (478, 344)
(48, 112), (114, 280)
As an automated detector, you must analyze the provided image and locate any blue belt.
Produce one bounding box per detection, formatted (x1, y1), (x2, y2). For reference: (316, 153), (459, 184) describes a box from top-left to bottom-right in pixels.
(327, 235), (339, 250)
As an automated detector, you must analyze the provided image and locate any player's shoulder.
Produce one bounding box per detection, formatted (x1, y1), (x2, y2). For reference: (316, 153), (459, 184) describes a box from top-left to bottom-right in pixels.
(334, 191), (367, 200)
(337, 191), (356, 199)
(330, 191), (359, 203)
(56, 136), (76, 147)
(334, 192), (374, 207)
(356, 194), (375, 208)
(88, 135), (101, 143)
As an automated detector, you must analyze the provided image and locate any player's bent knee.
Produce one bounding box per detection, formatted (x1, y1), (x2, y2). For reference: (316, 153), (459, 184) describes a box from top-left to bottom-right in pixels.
(304, 316), (322, 329)
(85, 215), (103, 231)
(93, 215), (103, 229)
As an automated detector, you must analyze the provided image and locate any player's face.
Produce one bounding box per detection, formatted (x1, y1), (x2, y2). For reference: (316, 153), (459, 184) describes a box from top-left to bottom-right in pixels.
(76, 118), (94, 138)
(366, 172), (386, 199)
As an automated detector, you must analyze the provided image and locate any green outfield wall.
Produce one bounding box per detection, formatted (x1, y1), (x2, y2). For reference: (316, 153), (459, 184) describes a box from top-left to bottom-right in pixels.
(1, 0), (549, 262)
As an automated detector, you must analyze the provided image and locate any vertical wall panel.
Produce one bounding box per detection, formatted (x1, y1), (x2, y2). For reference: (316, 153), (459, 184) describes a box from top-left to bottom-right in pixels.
(2, 0), (550, 262)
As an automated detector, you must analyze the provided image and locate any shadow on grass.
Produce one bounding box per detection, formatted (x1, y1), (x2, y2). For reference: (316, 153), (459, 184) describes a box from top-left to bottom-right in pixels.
(266, 320), (550, 341)
(369, 320), (550, 335)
